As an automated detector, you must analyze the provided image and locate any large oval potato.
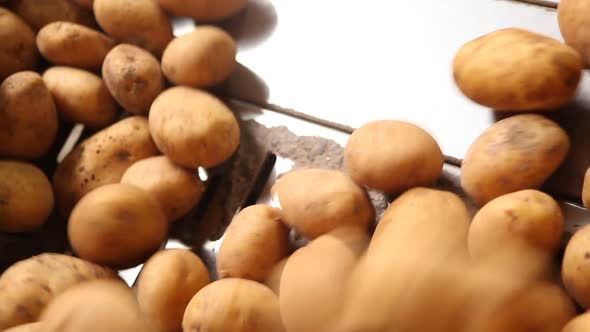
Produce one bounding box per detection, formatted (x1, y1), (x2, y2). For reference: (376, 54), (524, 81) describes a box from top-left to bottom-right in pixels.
(68, 184), (169, 269)
(344, 120), (444, 194)
(102, 44), (164, 115)
(0, 8), (37, 81)
(0, 161), (54, 233)
(559, 0), (590, 66)
(0, 253), (117, 330)
(43, 66), (119, 128)
(94, 0), (173, 56)
(2, 323), (42, 332)
(461, 114), (570, 206)
(121, 156), (205, 222)
(149, 87), (240, 168)
(271, 168), (375, 239)
(183, 278), (285, 332)
(453, 28), (583, 111)
(37, 22), (115, 71)
(217, 205), (290, 282)
(10, 0), (96, 31)
(563, 224), (590, 309)
(162, 26), (237, 88)
(53, 116), (159, 218)
(0, 71), (58, 160)
(563, 312), (590, 332)
(136, 249), (210, 332)
(157, 0), (247, 21)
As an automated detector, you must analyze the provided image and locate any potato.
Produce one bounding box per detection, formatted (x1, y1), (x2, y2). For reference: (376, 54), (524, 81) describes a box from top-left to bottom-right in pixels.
(10, 0), (96, 31)
(563, 312), (590, 332)
(562, 224), (590, 308)
(162, 26), (237, 88)
(149, 87), (240, 168)
(53, 116), (159, 218)
(37, 22), (115, 71)
(136, 249), (210, 332)
(102, 44), (164, 115)
(453, 28), (582, 111)
(461, 114), (570, 206)
(0, 253), (117, 330)
(93, 0), (173, 57)
(271, 168), (375, 239)
(217, 205), (289, 282)
(41, 280), (153, 332)
(42, 66), (118, 128)
(344, 120), (444, 194)
(0, 161), (54, 233)
(559, 0), (590, 66)
(0, 8), (37, 81)
(582, 167), (590, 209)
(157, 0), (248, 21)
(2, 322), (42, 332)
(68, 184), (168, 269)
(0, 71), (58, 160)
(121, 156), (205, 222)
(182, 278), (285, 332)
(468, 190), (564, 260)
(264, 258), (287, 296)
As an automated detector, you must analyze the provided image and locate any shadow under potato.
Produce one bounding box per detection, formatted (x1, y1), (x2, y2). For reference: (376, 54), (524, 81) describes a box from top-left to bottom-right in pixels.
(219, 0), (278, 50)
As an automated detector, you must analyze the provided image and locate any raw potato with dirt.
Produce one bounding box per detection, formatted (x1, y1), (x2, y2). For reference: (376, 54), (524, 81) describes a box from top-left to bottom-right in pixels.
(0, 8), (38, 81)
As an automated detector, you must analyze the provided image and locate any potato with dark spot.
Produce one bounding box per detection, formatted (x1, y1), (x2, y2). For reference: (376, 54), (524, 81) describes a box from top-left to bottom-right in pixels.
(217, 205), (290, 282)
(37, 22), (115, 71)
(0, 71), (58, 160)
(53, 116), (159, 218)
(559, 0), (590, 67)
(157, 0), (248, 22)
(563, 312), (590, 332)
(0, 161), (54, 233)
(461, 114), (570, 206)
(0, 8), (38, 81)
(10, 0), (96, 31)
(563, 224), (590, 309)
(453, 28), (583, 111)
(102, 44), (164, 115)
(271, 169), (375, 239)
(3, 322), (43, 332)
(94, 0), (173, 57)
(68, 184), (168, 269)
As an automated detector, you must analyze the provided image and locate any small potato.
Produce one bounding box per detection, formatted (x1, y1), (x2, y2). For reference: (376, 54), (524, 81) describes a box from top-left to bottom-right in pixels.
(53, 116), (159, 218)
(136, 249), (211, 332)
(559, 0), (590, 66)
(2, 322), (42, 332)
(0, 71), (58, 160)
(0, 161), (54, 233)
(102, 44), (164, 115)
(563, 224), (590, 308)
(0, 8), (37, 81)
(94, 0), (173, 56)
(453, 28), (582, 111)
(468, 190), (564, 260)
(10, 0), (96, 31)
(149, 87), (240, 168)
(461, 114), (570, 206)
(182, 278), (285, 332)
(162, 26), (237, 88)
(121, 156), (205, 222)
(563, 312), (590, 332)
(344, 120), (444, 194)
(68, 184), (169, 269)
(0, 253), (117, 330)
(217, 205), (289, 282)
(43, 66), (118, 128)
(37, 22), (115, 71)
(157, 0), (247, 22)
(271, 168), (375, 239)
(41, 280), (153, 332)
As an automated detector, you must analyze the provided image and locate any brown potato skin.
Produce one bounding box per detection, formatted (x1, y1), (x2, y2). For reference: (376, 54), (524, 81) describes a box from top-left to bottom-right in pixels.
(93, 0), (173, 57)
(0, 71), (58, 160)
(217, 205), (290, 282)
(0, 8), (38, 81)
(559, 0), (590, 67)
(162, 26), (237, 88)
(344, 120), (444, 194)
(582, 167), (590, 209)
(264, 258), (287, 296)
(563, 312), (590, 332)
(157, 0), (247, 21)
(68, 184), (168, 269)
(2, 322), (42, 332)
(453, 28), (582, 111)
(53, 116), (159, 218)
(136, 249), (210, 332)
(0, 161), (54, 233)
(102, 44), (164, 115)
(10, 0), (96, 31)
(0, 254), (117, 330)
(461, 114), (570, 206)
(43, 66), (118, 128)
(72, 0), (93, 9)
(183, 278), (285, 332)
(563, 224), (590, 309)
(149, 87), (240, 168)
(37, 22), (115, 71)
(271, 169), (375, 239)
